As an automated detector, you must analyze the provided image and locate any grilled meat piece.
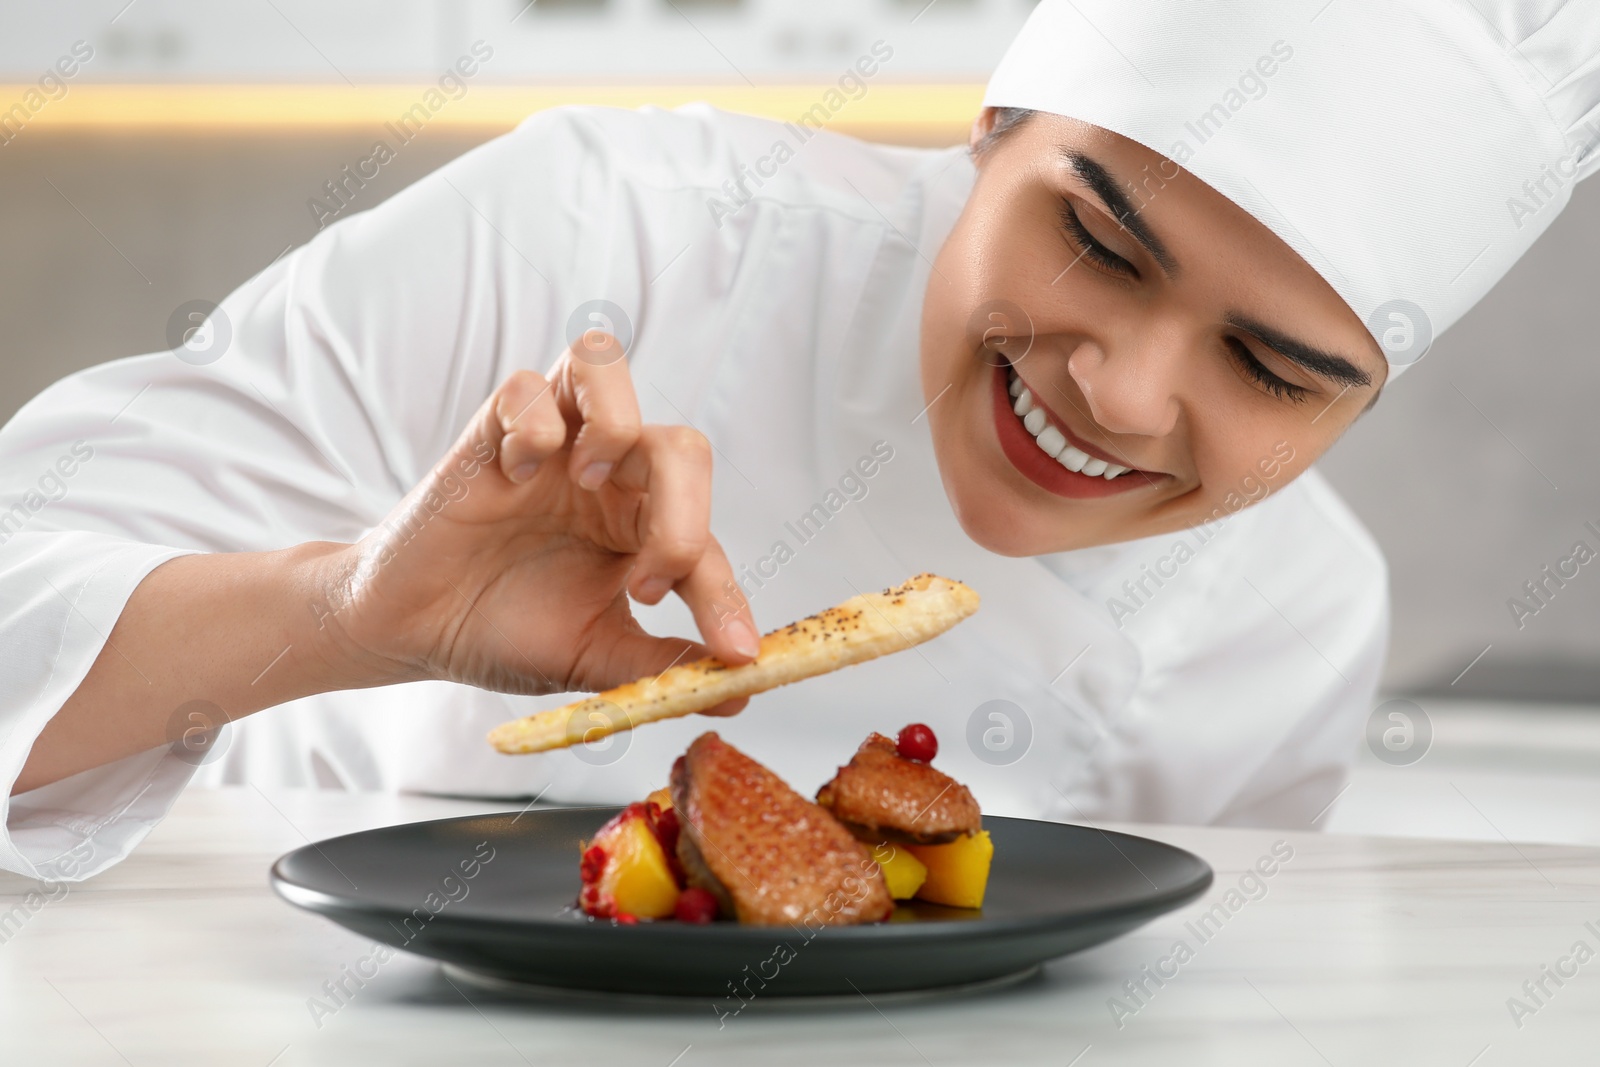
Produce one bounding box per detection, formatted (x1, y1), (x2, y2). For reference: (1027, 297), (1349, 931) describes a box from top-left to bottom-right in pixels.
(670, 732), (892, 927)
(816, 732), (982, 845)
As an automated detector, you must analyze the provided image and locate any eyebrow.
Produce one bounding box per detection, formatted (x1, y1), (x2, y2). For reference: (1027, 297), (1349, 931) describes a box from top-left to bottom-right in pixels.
(1063, 150), (1178, 277)
(1064, 149), (1374, 390)
(1225, 313), (1374, 388)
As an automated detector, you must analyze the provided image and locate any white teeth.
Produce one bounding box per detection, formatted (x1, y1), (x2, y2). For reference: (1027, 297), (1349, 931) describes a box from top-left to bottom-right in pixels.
(1008, 368), (1131, 480)
(1057, 445), (1089, 473)
(1034, 425), (1066, 458)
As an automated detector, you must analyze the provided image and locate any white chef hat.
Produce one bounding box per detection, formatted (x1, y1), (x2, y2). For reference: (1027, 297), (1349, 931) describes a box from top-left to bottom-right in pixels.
(984, 0), (1600, 377)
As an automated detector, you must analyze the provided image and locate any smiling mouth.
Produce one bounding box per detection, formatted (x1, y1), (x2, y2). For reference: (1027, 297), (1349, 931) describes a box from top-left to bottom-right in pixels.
(1006, 365), (1141, 480)
(987, 358), (1165, 500)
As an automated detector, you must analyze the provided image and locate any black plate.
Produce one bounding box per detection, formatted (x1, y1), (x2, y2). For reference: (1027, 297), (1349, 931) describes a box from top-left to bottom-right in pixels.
(270, 807), (1211, 998)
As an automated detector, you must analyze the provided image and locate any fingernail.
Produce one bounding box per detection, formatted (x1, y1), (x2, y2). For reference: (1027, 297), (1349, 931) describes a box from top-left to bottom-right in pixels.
(512, 462), (540, 482)
(579, 461), (613, 490)
(637, 576), (671, 602)
(726, 618), (760, 659)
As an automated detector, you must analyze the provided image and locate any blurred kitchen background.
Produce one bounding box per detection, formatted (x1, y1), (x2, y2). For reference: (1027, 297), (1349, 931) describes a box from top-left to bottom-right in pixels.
(3, 1), (1598, 844)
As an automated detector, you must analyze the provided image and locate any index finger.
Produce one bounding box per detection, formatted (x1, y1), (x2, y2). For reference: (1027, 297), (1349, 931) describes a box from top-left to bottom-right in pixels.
(611, 427), (759, 663)
(671, 535), (761, 665)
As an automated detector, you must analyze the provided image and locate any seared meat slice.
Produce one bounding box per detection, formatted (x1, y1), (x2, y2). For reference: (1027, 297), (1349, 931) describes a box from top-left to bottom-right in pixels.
(670, 732), (891, 927)
(816, 733), (982, 845)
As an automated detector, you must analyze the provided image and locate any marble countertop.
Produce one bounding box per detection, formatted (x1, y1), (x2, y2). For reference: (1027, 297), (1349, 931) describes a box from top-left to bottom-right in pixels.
(2, 786), (1597, 1066)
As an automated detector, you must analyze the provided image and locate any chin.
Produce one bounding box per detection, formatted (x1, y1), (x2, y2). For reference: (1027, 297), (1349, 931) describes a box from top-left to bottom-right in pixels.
(934, 457), (1060, 557)
(954, 507), (1039, 557)
(937, 442), (1158, 556)
(955, 498), (1137, 556)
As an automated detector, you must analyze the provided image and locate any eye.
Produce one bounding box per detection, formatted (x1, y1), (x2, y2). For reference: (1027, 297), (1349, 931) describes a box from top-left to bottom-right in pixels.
(1059, 200), (1137, 279)
(1225, 338), (1311, 403)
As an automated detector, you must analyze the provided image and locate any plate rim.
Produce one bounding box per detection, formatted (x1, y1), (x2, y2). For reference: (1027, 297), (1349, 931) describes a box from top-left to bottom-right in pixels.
(269, 805), (1215, 940)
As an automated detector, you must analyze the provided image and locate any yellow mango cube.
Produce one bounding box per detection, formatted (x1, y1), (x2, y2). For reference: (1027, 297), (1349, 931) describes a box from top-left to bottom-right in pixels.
(585, 808), (681, 919)
(871, 843), (929, 900)
(907, 830), (993, 909)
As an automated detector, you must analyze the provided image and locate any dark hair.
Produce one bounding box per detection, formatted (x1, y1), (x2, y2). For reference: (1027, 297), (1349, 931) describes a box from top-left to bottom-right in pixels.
(972, 107), (1036, 158)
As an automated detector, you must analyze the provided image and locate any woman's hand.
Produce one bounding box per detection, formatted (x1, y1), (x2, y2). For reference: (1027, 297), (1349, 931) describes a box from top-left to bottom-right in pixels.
(20, 336), (760, 796)
(316, 339), (760, 712)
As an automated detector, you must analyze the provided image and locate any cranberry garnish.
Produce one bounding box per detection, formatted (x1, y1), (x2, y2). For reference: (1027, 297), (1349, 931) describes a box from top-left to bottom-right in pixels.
(615, 912), (639, 925)
(674, 886), (720, 924)
(579, 883), (614, 918)
(896, 723), (938, 762)
(579, 845), (607, 883)
(651, 806), (681, 855)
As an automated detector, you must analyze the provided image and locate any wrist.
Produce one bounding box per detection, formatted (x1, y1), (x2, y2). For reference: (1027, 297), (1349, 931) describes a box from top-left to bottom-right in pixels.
(289, 540), (423, 694)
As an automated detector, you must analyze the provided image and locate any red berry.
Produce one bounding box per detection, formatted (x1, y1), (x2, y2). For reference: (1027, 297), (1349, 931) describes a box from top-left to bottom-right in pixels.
(579, 845), (607, 884)
(615, 912), (639, 925)
(650, 806), (681, 855)
(593, 803), (644, 843)
(649, 806), (687, 885)
(579, 884), (614, 918)
(896, 723), (938, 762)
(674, 886), (720, 924)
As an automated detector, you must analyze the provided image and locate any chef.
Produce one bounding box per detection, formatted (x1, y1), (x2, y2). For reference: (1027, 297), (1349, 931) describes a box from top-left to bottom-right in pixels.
(4, 0), (1598, 881)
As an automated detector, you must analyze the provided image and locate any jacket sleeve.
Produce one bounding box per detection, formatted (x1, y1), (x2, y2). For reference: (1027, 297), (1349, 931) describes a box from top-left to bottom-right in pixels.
(0, 106), (617, 880)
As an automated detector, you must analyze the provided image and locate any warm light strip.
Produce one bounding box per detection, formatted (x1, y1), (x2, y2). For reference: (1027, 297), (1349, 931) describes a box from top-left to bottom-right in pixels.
(0, 83), (983, 134)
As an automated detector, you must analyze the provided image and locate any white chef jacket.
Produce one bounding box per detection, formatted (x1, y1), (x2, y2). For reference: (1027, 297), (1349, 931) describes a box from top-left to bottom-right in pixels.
(0, 104), (1388, 881)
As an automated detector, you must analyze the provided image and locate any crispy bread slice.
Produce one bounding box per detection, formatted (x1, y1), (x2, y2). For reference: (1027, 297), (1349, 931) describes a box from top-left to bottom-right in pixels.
(488, 574), (978, 754)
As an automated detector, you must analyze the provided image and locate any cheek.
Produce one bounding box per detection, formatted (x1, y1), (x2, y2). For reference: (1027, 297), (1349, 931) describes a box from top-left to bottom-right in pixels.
(918, 277), (963, 385)
(1192, 403), (1341, 510)
(920, 242), (999, 409)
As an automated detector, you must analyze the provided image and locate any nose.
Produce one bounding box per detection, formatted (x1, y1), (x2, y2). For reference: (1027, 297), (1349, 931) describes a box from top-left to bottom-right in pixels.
(1066, 325), (1183, 438)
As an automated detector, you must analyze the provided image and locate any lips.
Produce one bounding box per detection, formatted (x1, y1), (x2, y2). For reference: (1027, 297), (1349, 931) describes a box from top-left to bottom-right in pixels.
(989, 360), (1162, 500)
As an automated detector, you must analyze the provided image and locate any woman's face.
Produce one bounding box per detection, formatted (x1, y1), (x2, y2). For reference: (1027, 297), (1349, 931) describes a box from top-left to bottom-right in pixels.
(920, 110), (1388, 556)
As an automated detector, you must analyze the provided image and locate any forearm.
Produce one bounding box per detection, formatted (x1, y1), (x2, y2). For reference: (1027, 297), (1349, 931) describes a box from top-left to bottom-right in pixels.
(14, 541), (382, 795)
(12, 360), (765, 797)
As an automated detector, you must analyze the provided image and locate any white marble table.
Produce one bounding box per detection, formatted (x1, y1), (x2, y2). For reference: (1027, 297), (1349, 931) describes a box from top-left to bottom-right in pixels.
(2, 787), (1596, 1066)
